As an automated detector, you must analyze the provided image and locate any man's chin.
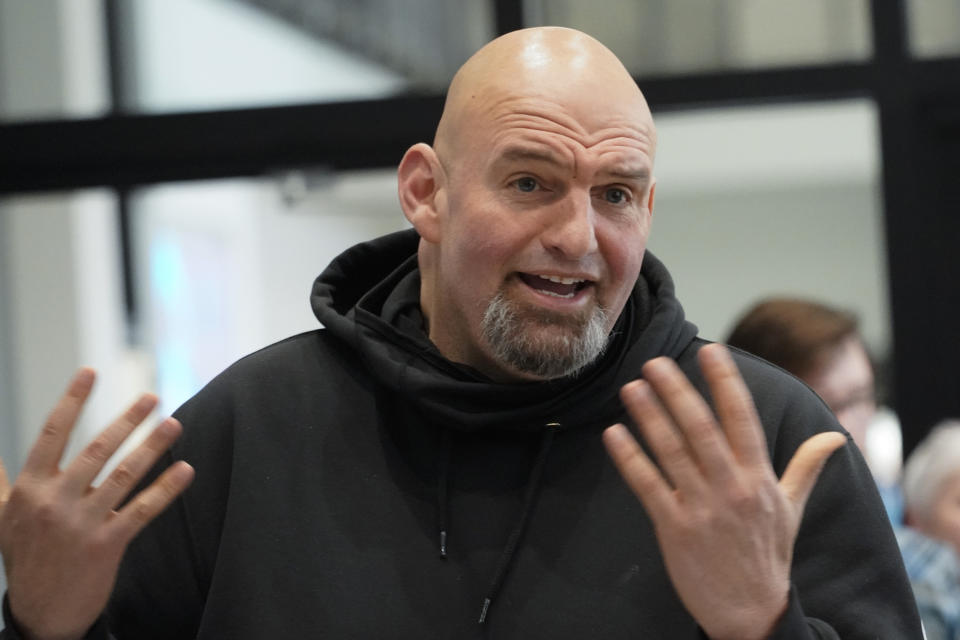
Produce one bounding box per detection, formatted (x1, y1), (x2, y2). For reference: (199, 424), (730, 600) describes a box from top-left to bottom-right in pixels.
(481, 293), (609, 380)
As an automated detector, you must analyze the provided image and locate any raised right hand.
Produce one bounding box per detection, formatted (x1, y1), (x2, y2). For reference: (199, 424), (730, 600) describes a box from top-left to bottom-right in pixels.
(0, 368), (194, 640)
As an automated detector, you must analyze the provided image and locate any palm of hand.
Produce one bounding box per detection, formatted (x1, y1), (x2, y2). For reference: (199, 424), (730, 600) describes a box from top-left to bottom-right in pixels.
(0, 369), (193, 640)
(603, 345), (846, 640)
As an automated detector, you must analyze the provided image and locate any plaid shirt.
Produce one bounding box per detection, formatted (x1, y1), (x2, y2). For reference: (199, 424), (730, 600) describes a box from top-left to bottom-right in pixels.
(897, 526), (960, 640)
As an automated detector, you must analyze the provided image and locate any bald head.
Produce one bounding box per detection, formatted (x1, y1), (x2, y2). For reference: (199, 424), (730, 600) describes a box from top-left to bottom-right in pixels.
(434, 27), (655, 166)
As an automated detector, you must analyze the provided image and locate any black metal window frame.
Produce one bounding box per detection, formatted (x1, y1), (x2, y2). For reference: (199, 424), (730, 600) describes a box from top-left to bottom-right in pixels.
(1, 0), (958, 453)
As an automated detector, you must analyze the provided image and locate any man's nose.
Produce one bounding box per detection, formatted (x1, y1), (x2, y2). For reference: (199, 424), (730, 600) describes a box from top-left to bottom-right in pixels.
(541, 192), (599, 260)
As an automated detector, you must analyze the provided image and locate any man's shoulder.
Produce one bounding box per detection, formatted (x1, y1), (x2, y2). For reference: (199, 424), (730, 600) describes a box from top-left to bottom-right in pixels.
(170, 328), (376, 458)
(174, 328), (366, 419)
(214, 329), (357, 384)
(675, 338), (818, 400)
(674, 339), (844, 455)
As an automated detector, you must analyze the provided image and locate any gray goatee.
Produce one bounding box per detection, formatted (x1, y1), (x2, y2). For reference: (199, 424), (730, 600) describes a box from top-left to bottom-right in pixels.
(480, 291), (610, 379)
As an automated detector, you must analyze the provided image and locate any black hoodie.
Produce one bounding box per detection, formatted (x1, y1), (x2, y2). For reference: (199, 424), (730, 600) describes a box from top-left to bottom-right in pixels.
(4, 229), (921, 639)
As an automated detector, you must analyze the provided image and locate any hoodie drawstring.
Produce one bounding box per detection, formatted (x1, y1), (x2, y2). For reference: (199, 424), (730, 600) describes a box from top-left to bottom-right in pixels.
(479, 423), (558, 624)
(437, 429), (453, 559)
(435, 422), (559, 625)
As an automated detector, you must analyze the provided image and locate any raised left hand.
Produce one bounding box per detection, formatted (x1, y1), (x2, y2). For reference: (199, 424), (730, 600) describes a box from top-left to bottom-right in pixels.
(603, 343), (846, 640)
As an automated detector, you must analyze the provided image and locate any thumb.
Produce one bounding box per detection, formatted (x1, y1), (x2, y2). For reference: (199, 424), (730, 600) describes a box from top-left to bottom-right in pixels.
(778, 432), (847, 509)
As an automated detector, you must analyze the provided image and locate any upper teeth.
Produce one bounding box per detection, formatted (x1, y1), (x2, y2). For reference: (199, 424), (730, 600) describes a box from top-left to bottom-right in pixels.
(542, 275), (584, 285)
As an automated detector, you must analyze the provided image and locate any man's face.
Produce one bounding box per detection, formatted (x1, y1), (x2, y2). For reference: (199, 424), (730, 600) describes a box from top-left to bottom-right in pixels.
(427, 89), (656, 381)
(805, 336), (876, 450)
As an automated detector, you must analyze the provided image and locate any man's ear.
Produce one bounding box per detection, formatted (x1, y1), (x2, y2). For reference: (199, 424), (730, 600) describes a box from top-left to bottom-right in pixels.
(398, 143), (445, 243)
(646, 178), (656, 216)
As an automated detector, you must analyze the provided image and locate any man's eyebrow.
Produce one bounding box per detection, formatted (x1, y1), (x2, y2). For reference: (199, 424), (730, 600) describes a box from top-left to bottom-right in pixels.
(496, 146), (570, 168)
(494, 146), (651, 181)
(601, 166), (652, 181)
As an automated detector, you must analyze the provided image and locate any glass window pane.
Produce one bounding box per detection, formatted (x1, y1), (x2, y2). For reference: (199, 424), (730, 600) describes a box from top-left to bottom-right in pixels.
(907, 0), (960, 58)
(130, 170), (409, 412)
(116, 0), (495, 114)
(649, 99), (888, 356)
(525, 0), (872, 75)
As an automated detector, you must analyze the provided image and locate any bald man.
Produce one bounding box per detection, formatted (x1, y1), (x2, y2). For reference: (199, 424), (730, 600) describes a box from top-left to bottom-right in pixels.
(0, 28), (920, 640)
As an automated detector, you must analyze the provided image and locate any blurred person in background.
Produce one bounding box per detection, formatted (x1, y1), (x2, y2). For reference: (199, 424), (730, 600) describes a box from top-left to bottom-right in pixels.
(898, 421), (960, 640)
(727, 297), (960, 638)
(725, 297), (902, 521)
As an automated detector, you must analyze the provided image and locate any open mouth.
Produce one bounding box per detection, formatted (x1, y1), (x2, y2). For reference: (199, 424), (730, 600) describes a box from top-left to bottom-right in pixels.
(517, 273), (592, 299)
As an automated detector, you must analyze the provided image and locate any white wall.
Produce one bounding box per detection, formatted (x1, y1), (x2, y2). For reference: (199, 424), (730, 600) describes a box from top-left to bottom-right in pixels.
(0, 0), (125, 473)
(131, 172), (410, 414)
(0, 0), (109, 121)
(0, 210), (16, 485)
(651, 101), (889, 355)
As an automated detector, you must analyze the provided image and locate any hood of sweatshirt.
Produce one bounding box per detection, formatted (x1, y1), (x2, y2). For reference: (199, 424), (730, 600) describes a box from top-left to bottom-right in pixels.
(310, 228), (698, 434)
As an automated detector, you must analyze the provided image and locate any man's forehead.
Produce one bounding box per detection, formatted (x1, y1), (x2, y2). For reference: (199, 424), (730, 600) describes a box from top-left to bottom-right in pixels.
(479, 97), (656, 160)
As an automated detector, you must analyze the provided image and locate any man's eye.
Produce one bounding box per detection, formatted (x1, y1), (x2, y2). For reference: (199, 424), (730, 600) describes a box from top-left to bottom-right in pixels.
(604, 188), (627, 204)
(515, 177), (538, 193)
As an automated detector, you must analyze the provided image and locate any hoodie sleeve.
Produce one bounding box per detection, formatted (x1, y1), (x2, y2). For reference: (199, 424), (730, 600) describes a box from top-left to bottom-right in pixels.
(764, 589), (839, 640)
(2, 595), (114, 640)
(694, 588), (837, 640)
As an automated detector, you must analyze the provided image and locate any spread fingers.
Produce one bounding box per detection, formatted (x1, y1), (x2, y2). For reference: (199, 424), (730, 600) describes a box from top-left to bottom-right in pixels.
(110, 459), (194, 543)
(698, 345), (770, 468)
(62, 394), (159, 496)
(88, 418), (185, 514)
(603, 424), (676, 518)
(641, 357), (737, 481)
(619, 379), (705, 495)
(22, 368), (96, 477)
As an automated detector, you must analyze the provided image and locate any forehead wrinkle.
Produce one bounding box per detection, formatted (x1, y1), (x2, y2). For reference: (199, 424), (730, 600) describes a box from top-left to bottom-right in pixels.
(490, 137), (580, 180)
(481, 101), (654, 182)
(482, 88), (654, 145)
(490, 101), (591, 141)
(594, 141), (655, 176)
(491, 106), (655, 161)
(584, 125), (656, 154)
